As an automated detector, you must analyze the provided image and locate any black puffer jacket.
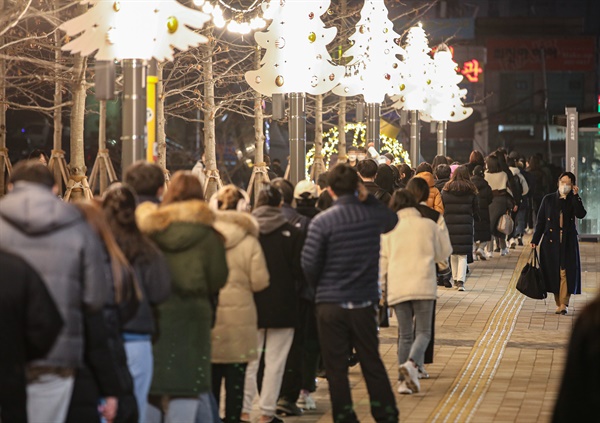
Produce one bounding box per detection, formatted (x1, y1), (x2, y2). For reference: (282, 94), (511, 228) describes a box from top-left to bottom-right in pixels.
(442, 188), (479, 255)
(471, 175), (493, 242)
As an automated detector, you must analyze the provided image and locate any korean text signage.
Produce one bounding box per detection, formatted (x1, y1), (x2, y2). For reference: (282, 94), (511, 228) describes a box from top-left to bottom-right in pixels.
(487, 37), (595, 71)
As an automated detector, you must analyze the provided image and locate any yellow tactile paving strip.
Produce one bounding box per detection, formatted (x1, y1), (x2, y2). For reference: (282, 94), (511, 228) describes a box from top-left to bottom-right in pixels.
(428, 248), (531, 423)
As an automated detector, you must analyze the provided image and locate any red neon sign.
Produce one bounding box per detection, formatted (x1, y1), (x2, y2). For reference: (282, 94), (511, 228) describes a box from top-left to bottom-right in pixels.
(461, 59), (483, 82)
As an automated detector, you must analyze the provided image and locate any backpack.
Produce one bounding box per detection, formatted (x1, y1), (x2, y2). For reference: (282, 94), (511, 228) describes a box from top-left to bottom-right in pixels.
(511, 173), (523, 205)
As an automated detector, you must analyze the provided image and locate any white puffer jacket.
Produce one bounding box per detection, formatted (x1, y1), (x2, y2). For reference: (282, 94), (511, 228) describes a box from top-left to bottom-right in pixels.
(380, 207), (453, 305)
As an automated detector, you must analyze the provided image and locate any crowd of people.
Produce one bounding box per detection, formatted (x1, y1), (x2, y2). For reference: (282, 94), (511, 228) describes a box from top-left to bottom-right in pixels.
(0, 146), (594, 423)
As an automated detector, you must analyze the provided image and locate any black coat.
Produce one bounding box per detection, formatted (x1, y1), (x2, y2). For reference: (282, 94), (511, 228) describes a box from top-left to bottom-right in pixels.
(0, 250), (63, 423)
(442, 188), (479, 255)
(552, 295), (600, 422)
(253, 208), (304, 328)
(471, 175), (493, 242)
(532, 192), (587, 295)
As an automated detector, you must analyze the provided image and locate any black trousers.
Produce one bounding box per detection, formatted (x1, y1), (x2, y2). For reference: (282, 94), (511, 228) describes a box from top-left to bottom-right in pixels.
(279, 300), (321, 402)
(316, 304), (399, 423)
(211, 363), (247, 423)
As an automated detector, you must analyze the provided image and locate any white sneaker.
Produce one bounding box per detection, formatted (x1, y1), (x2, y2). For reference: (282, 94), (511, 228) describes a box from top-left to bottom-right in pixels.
(501, 248), (509, 256)
(418, 366), (430, 379)
(297, 390), (316, 410)
(509, 239), (517, 249)
(475, 248), (487, 261)
(397, 380), (413, 395)
(399, 361), (421, 393)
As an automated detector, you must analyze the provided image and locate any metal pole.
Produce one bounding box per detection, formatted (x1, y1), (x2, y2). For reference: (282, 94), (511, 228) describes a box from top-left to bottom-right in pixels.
(410, 110), (420, 166)
(366, 103), (380, 151)
(565, 107), (578, 176)
(436, 120), (446, 156)
(289, 92), (306, 185)
(121, 59), (146, 173)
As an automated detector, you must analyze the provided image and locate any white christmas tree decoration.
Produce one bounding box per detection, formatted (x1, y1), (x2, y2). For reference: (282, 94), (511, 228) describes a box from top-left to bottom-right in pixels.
(60, 0), (211, 61)
(332, 0), (405, 104)
(420, 44), (473, 122)
(391, 23), (433, 112)
(245, 0), (343, 96)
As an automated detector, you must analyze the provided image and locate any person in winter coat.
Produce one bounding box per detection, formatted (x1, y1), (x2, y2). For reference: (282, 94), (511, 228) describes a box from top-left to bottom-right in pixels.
(375, 164), (395, 196)
(208, 185), (270, 423)
(241, 184), (304, 423)
(0, 249), (63, 423)
(0, 160), (108, 423)
(396, 163), (413, 188)
(484, 155), (514, 256)
(67, 201), (142, 423)
(531, 172), (587, 315)
(302, 165), (399, 423)
(357, 159), (391, 205)
(272, 177), (309, 232)
(136, 171), (229, 423)
(508, 157), (529, 248)
(381, 190), (452, 395)
(466, 150), (485, 175)
(415, 162), (444, 214)
(434, 164), (451, 192)
(442, 166), (480, 291)
(471, 165), (493, 260)
(124, 161), (165, 204)
(552, 292), (600, 422)
(102, 184), (172, 423)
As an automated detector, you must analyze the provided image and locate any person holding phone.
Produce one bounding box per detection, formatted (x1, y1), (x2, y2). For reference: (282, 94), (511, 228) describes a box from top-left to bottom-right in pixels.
(531, 172), (587, 315)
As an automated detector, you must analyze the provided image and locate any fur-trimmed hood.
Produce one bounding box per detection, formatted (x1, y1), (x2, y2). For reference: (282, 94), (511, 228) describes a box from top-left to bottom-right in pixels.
(415, 171), (435, 187)
(136, 200), (215, 252)
(213, 210), (259, 249)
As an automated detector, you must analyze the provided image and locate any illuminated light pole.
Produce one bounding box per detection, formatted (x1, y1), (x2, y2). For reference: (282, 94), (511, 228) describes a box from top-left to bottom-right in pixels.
(392, 23), (433, 166)
(420, 43), (473, 156)
(245, 0), (343, 185)
(333, 0), (405, 152)
(60, 0), (211, 173)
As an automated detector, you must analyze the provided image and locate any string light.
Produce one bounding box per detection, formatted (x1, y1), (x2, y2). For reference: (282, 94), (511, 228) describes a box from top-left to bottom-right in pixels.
(194, 0), (269, 35)
(306, 122), (411, 179)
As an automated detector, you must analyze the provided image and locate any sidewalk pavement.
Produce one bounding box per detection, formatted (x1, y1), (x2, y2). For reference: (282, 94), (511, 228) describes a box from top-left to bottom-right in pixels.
(268, 240), (599, 423)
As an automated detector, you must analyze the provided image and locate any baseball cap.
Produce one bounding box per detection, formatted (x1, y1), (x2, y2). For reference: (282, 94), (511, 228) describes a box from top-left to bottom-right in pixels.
(294, 180), (318, 200)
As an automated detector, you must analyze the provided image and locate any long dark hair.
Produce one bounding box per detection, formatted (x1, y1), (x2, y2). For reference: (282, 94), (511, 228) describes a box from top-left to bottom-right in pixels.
(444, 165), (478, 193)
(485, 155), (501, 174)
(102, 183), (160, 265)
(76, 201), (142, 305)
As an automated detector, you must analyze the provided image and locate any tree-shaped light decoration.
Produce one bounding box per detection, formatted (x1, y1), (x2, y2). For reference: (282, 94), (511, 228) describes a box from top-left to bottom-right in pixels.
(391, 23), (433, 112)
(420, 44), (473, 123)
(60, 0), (211, 61)
(332, 0), (405, 103)
(245, 0), (343, 95)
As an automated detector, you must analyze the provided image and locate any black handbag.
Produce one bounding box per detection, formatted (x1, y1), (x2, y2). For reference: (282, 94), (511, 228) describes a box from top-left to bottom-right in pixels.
(516, 249), (547, 300)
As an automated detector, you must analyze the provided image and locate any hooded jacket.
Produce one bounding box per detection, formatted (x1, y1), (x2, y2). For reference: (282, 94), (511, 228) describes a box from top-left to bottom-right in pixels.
(136, 200), (228, 396)
(252, 206), (304, 328)
(415, 171), (444, 214)
(0, 182), (107, 369)
(211, 211), (269, 363)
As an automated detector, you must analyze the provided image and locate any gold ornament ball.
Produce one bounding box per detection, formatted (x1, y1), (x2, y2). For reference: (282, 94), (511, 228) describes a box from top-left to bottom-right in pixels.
(399, 84), (405, 91)
(167, 16), (179, 34)
(383, 28), (388, 33)
(426, 79), (431, 85)
(359, 25), (365, 34)
(255, 76), (261, 84)
(400, 96), (406, 102)
(463, 110), (468, 115)
(450, 111), (456, 117)
(275, 75), (284, 87)
(308, 32), (316, 43)
(392, 63), (398, 69)
(113, 1), (120, 12)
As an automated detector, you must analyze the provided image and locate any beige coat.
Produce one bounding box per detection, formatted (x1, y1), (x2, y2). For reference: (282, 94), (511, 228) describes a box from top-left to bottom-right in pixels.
(415, 171), (444, 214)
(211, 210), (269, 363)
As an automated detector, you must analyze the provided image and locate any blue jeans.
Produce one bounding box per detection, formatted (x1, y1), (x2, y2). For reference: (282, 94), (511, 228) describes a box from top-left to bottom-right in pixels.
(124, 340), (153, 423)
(393, 300), (434, 370)
(513, 203), (527, 237)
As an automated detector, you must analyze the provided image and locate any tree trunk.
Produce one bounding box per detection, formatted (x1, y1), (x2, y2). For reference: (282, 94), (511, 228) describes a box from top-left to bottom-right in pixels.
(252, 48), (267, 205)
(67, 49), (88, 201)
(51, 26), (64, 194)
(0, 28), (7, 196)
(156, 62), (167, 172)
(311, 94), (325, 181)
(203, 38), (220, 200)
(338, 97), (347, 163)
(98, 100), (107, 192)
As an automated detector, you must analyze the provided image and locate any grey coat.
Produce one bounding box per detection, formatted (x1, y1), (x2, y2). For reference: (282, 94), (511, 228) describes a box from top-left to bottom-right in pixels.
(0, 182), (108, 368)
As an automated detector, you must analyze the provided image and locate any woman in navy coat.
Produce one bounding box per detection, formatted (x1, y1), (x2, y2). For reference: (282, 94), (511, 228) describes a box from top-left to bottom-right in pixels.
(531, 172), (586, 315)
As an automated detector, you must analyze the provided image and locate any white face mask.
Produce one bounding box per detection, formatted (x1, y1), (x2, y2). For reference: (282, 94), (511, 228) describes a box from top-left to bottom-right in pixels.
(357, 154), (366, 161)
(348, 154), (357, 161)
(559, 184), (571, 195)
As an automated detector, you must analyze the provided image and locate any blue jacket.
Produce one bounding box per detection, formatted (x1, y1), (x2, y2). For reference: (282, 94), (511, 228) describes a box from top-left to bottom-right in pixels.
(301, 194), (398, 304)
